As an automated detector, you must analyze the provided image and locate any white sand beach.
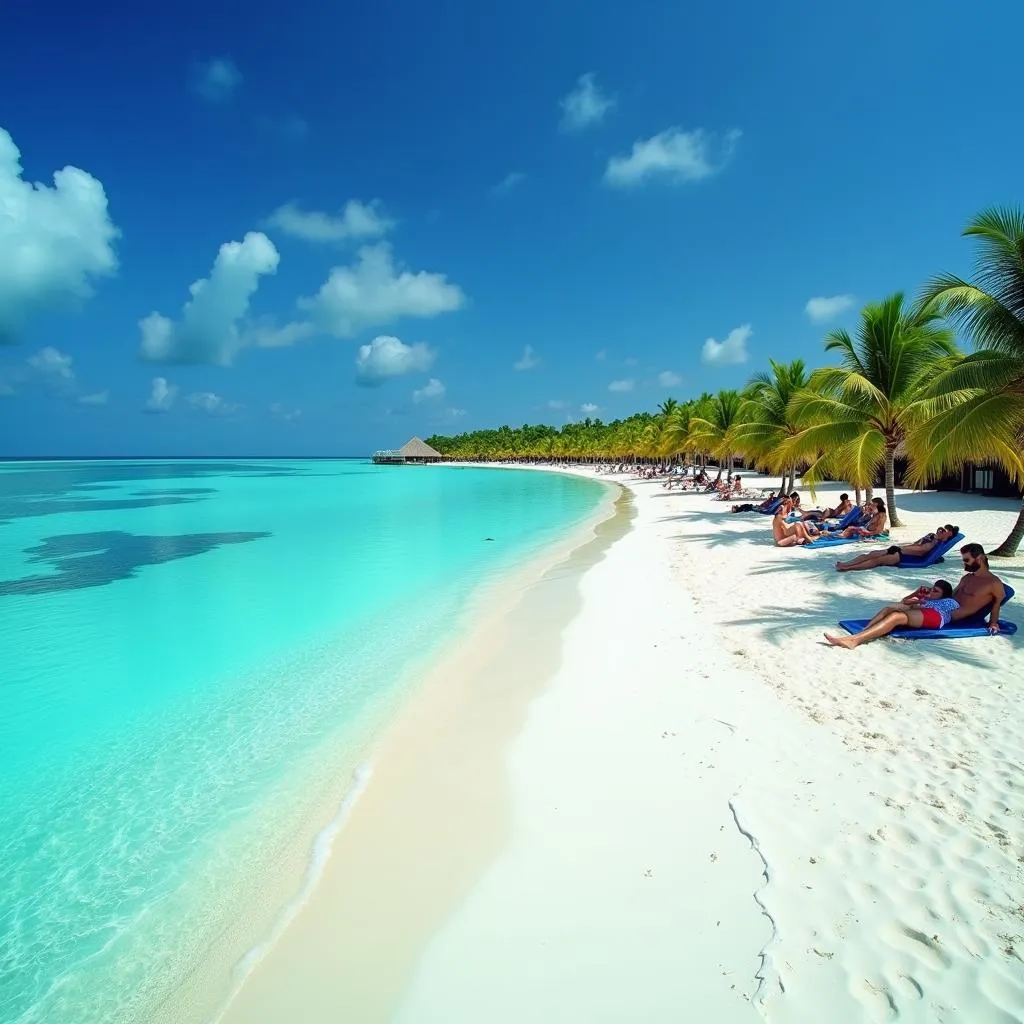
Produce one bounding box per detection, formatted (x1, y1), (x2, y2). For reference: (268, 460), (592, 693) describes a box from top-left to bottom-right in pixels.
(220, 468), (1024, 1024)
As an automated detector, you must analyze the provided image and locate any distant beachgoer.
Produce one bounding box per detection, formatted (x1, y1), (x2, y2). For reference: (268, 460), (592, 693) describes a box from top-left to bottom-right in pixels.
(824, 579), (958, 648)
(801, 493), (852, 522)
(835, 497), (887, 538)
(835, 524), (958, 572)
(949, 543), (1007, 634)
(772, 506), (818, 547)
(732, 491), (776, 514)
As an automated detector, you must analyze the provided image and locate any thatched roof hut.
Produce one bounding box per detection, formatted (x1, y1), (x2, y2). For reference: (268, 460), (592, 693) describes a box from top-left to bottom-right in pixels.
(373, 436), (444, 465)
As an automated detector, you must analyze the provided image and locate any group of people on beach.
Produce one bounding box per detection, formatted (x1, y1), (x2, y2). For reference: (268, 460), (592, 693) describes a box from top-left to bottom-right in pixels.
(723, 485), (1009, 649)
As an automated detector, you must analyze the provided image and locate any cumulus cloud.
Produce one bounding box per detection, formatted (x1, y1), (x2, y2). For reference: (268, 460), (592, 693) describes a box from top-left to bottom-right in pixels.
(805, 294), (855, 322)
(78, 390), (108, 406)
(187, 391), (239, 415)
(300, 243), (464, 337)
(355, 335), (436, 385)
(0, 127), (119, 342)
(513, 344), (539, 371)
(28, 346), (74, 380)
(658, 370), (682, 387)
(145, 377), (178, 413)
(702, 324), (752, 365)
(243, 318), (316, 349)
(604, 127), (740, 187)
(193, 58), (242, 102)
(412, 377), (446, 403)
(608, 378), (634, 392)
(139, 232), (280, 365)
(560, 73), (615, 131)
(581, 402), (599, 414)
(492, 172), (525, 195)
(270, 402), (301, 422)
(265, 199), (394, 243)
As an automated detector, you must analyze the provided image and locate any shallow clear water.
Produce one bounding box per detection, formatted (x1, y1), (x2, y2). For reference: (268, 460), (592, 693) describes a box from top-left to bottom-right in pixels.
(0, 459), (605, 1023)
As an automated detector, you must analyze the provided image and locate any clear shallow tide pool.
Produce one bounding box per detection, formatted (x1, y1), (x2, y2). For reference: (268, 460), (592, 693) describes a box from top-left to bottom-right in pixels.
(0, 459), (606, 1024)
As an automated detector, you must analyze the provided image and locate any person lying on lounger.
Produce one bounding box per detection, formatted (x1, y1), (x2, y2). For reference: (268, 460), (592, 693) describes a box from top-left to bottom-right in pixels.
(800, 493), (852, 522)
(732, 491), (776, 514)
(824, 579), (959, 648)
(835, 524), (958, 572)
(833, 497), (887, 538)
(772, 506), (819, 547)
(949, 543), (1006, 634)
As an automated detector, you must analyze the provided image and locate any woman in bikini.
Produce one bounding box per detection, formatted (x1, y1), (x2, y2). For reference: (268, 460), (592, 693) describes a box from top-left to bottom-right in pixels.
(834, 497), (887, 539)
(824, 580), (959, 648)
(772, 505), (819, 547)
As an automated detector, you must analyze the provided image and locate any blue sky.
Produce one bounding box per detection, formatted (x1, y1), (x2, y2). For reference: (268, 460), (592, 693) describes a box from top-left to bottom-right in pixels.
(1, 0), (1022, 457)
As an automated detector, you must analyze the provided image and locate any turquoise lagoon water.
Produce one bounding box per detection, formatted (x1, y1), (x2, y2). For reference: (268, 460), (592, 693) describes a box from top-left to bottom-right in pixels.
(0, 459), (606, 1023)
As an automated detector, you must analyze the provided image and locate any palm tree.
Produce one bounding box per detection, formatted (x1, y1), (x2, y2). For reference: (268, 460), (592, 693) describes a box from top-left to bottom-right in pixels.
(688, 389), (744, 480)
(787, 294), (958, 527)
(731, 358), (808, 495)
(915, 207), (1024, 555)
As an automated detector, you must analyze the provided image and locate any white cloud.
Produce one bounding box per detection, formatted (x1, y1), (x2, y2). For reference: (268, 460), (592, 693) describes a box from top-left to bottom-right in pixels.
(702, 324), (752, 365)
(300, 243), (464, 337)
(623, 356), (638, 367)
(270, 402), (301, 422)
(446, 407), (467, 419)
(78, 390), (108, 406)
(492, 172), (525, 195)
(560, 73), (615, 131)
(0, 127), (119, 342)
(604, 127), (740, 187)
(805, 294), (855, 322)
(581, 402), (599, 414)
(187, 391), (239, 415)
(608, 378), (634, 392)
(355, 335), (436, 385)
(413, 377), (446, 403)
(194, 58), (241, 102)
(28, 346), (74, 380)
(513, 344), (539, 371)
(595, 349), (607, 361)
(139, 232), (279, 365)
(658, 370), (682, 387)
(145, 377), (178, 413)
(265, 199), (394, 243)
(547, 399), (568, 410)
(243, 318), (316, 349)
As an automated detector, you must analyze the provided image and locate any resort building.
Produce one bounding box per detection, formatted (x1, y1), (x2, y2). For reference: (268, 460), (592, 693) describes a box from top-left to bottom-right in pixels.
(372, 436), (444, 465)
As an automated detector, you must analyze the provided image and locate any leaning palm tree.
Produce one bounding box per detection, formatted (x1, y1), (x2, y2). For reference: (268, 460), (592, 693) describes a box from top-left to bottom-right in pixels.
(732, 358), (808, 494)
(787, 293), (958, 527)
(914, 207), (1024, 555)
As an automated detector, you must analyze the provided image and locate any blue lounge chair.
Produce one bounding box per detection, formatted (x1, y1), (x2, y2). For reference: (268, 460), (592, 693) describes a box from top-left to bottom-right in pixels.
(757, 497), (783, 515)
(838, 585), (1018, 640)
(897, 531), (964, 568)
(825, 506), (865, 531)
(803, 529), (889, 550)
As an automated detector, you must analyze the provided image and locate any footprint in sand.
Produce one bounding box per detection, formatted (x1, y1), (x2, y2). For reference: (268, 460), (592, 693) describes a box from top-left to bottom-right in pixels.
(880, 922), (953, 971)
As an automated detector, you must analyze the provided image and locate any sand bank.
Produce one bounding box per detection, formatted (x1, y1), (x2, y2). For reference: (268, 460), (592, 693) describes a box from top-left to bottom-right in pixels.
(222, 468), (1024, 1023)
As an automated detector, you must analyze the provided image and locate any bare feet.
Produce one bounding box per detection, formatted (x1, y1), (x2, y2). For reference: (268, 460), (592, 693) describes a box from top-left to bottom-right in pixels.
(836, 561), (847, 572)
(824, 632), (857, 649)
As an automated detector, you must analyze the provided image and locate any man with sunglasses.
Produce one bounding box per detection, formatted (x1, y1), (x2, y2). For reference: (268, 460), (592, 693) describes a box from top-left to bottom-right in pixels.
(834, 524), (958, 573)
(949, 543), (1006, 635)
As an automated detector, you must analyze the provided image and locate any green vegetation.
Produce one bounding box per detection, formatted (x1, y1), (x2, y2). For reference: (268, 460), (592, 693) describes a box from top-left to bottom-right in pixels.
(427, 206), (1024, 555)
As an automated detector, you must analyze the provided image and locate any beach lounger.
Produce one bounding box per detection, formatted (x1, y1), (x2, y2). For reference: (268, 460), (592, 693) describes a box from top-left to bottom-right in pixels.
(825, 507), (866, 531)
(897, 531), (964, 568)
(757, 497), (783, 515)
(838, 585), (1018, 640)
(803, 531), (889, 550)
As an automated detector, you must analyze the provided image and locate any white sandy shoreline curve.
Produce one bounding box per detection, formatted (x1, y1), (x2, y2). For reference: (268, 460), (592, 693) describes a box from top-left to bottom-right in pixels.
(222, 465), (1023, 1024)
(396, 466), (1023, 1024)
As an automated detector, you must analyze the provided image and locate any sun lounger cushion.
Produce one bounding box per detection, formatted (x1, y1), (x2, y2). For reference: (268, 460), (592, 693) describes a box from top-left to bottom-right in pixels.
(823, 506), (865, 531)
(758, 497), (783, 515)
(897, 532), (964, 568)
(804, 532), (889, 549)
(838, 585), (1017, 639)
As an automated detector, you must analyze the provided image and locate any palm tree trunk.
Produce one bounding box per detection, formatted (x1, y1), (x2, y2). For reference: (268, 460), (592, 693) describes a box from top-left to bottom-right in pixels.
(778, 472), (787, 495)
(992, 496), (1024, 557)
(855, 487), (862, 506)
(884, 443), (902, 528)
